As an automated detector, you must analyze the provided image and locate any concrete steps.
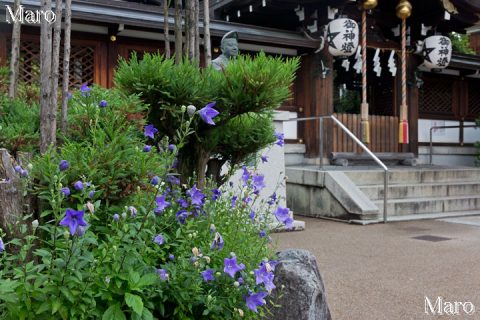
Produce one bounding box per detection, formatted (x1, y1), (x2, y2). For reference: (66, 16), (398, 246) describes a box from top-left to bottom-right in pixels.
(346, 168), (480, 218)
(285, 144), (306, 166)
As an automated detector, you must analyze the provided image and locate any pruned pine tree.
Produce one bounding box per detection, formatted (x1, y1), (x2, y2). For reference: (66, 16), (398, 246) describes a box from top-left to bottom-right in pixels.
(8, 0), (22, 99)
(60, 0), (72, 134)
(163, 0), (171, 58)
(203, 0), (212, 66)
(39, 0), (54, 153)
(174, 0), (182, 64)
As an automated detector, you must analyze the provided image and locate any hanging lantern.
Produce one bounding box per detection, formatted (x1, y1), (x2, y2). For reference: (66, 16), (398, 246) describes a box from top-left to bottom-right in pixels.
(423, 35), (452, 69)
(327, 18), (359, 57)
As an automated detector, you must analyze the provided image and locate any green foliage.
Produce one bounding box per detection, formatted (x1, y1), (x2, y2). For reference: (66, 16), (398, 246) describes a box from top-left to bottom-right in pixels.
(449, 32), (476, 55)
(0, 95), (40, 153)
(0, 85), (283, 318)
(115, 53), (299, 184)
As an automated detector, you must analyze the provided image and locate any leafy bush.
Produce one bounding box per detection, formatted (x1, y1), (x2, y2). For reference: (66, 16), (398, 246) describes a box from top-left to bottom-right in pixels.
(0, 95), (40, 154)
(115, 53), (298, 187)
(0, 86), (290, 319)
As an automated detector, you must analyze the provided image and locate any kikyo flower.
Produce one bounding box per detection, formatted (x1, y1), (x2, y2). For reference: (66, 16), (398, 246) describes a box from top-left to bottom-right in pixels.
(112, 213), (120, 221)
(168, 175), (180, 185)
(59, 208), (88, 235)
(144, 124), (158, 139)
(98, 100), (108, 108)
(199, 102), (219, 125)
(187, 185), (205, 206)
(211, 189), (221, 201)
(59, 160), (69, 171)
(177, 198), (189, 208)
(176, 210), (189, 224)
(231, 196), (237, 208)
(274, 206), (294, 229)
(254, 263), (276, 292)
(89, 190), (95, 199)
(143, 145), (152, 152)
(156, 268), (169, 281)
(241, 167), (250, 186)
(80, 83), (91, 96)
(167, 144), (176, 152)
(274, 132), (285, 147)
(246, 291), (268, 313)
(155, 195), (170, 214)
(150, 176), (160, 185)
(61, 187), (71, 197)
(0, 237), (4, 253)
(223, 256), (245, 278)
(259, 230), (266, 238)
(128, 206), (137, 217)
(261, 155), (269, 163)
(210, 232), (224, 250)
(73, 181), (84, 191)
(252, 174), (266, 193)
(249, 211), (256, 222)
(153, 234), (165, 245)
(14, 165), (21, 173)
(201, 269), (215, 282)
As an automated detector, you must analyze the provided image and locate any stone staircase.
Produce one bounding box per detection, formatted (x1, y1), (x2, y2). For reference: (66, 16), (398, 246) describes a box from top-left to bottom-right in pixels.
(344, 167), (480, 221)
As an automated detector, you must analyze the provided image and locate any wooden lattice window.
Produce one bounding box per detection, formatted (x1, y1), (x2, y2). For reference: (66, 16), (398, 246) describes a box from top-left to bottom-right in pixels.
(419, 75), (454, 116)
(468, 79), (480, 118)
(7, 40), (95, 89)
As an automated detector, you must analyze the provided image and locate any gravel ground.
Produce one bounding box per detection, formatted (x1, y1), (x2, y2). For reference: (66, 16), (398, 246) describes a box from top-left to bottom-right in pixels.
(272, 216), (480, 320)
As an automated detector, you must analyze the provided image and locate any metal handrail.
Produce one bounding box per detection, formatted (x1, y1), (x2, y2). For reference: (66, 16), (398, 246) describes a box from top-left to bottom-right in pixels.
(282, 115), (389, 223)
(429, 125), (478, 165)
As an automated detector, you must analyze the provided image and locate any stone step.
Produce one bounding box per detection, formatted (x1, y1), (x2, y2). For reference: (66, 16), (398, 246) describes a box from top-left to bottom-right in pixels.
(345, 168), (480, 185)
(350, 210), (480, 224)
(373, 195), (480, 216)
(360, 182), (480, 201)
(285, 144), (306, 166)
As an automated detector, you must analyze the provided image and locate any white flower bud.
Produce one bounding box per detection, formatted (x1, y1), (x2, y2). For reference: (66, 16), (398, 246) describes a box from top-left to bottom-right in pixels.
(233, 281), (240, 287)
(27, 163), (33, 170)
(31, 220), (39, 229)
(238, 309), (244, 317)
(121, 212), (127, 219)
(192, 247), (199, 256)
(181, 105), (187, 113)
(204, 256), (210, 264)
(187, 104), (196, 117)
(63, 230), (70, 239)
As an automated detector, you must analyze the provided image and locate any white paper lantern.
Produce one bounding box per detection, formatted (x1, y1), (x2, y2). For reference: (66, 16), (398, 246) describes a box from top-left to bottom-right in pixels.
(327, 18), (359, 57)
(423, 35), (452, 69)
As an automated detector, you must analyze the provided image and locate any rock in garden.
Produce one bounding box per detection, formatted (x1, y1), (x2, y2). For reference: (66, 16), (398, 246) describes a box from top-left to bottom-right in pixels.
(267, 249), (331, 320)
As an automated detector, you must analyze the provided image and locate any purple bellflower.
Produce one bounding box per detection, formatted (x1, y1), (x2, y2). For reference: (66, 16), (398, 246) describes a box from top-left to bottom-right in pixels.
(274, 132), (285, 147)
(60, 208), (88, 235)
(261, 155), (269, 163)
(199, 102), (219, 125)
(61, 187), (71, 197)
(201, 269), (215, 282)
(74, 181), (84, 191)
(274, 206), (294, 229)
(210, 232), (224, 250)
(223, 256), (245, 278)
(0, 237), (4, 252)
(144, 124), (158, 139)
(150, 176), (160, 185)
(155, 195), (170, 214)
(153, 234), (165, 245)
(252, 175), (266, 193)
(241, 167), (250, 186)
(156, 269), (169, 281)
(246, 291), (268, 313)
(98, 100), (108, 108)
(59, 160), (69, 171)
(143, 145), (152, 152)
(187, 185), (205, 206)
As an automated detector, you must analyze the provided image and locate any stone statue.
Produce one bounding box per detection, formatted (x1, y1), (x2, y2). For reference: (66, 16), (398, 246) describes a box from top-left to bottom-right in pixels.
(211, 31), (239, 71)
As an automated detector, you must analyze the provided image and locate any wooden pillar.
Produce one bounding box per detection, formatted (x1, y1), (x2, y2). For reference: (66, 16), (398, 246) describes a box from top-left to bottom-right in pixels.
(0, 32), (7, 66)
(407, 54), (419, 155)
(301, 51), (333, 158)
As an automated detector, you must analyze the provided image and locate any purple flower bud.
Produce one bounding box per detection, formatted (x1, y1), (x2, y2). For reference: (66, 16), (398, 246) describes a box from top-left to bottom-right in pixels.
(168, 144), (176, 152)
(74, 181), (84, 191)
(128, 206), (137, 217)
(89, 190), (95, 199)
(14, 165), (21, 173)
(150, 176), (160, 186)
(67, 92), (72, 100)
(113, 214), (120, 221)
(61, 187), (71, 197)
(143, 145), (152, 152)
(20, 169), (28, 177)
(259, 230), (267, 238)
(59, 160), (69, 171)
(153, 234), (165, 245)
(0, 237), (5, 252)
(98, 100), (108, 108)
(168, 254), (175, 261)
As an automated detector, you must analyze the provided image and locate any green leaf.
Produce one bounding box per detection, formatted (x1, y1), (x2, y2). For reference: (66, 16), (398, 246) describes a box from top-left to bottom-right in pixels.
(52, 300), (61, 315)
(137, 273), (158, 288)
(125, 293), (144, 316)
(128, 270), (140, 286)
(142, 308), (154, 320)
(102, 303), (126, 320)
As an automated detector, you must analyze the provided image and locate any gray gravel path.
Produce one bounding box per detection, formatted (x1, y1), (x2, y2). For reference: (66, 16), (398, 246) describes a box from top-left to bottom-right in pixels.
(272, 217), (480, 320)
